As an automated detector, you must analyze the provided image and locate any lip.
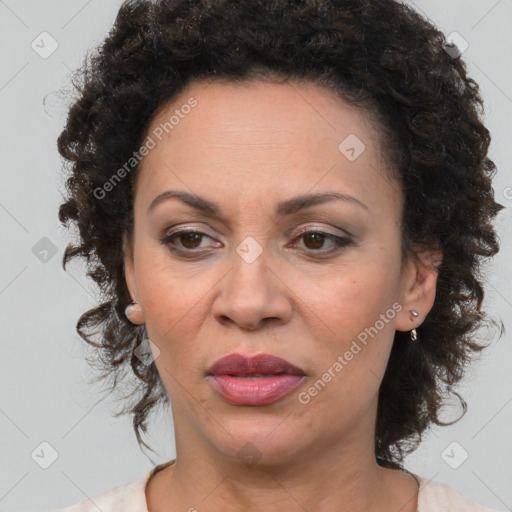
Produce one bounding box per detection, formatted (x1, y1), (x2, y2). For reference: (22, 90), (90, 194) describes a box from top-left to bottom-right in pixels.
(206, 353), (306, 406)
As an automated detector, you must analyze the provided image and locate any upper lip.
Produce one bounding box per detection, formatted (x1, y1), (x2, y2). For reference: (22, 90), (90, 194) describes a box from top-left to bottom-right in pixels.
(207, 353), (305, 376)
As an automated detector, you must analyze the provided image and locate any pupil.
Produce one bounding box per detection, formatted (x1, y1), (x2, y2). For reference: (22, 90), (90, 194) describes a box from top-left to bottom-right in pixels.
(182, 233), (201, 248)
(304, 233), (324, 249)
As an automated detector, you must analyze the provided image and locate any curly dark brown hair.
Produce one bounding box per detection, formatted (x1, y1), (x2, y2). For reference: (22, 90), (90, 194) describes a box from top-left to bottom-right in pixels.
(57, 0), (504, 468)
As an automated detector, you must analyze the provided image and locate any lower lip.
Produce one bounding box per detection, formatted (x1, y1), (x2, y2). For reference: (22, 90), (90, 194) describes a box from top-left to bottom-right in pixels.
(208, 374), (305, 406)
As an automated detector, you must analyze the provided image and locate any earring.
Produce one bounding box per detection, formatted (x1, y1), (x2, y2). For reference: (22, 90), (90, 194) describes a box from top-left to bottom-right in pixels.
(125, 301), (144, 325)
(409, 310), (419, 341)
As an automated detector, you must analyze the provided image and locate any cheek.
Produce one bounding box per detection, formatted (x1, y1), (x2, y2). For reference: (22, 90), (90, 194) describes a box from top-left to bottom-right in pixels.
(295, 260), (398, 342)
(133, 249), (198, 346)
(290, 253), (400, 392)
(140, 274), (203, 347)
(134, 251), (231, 381)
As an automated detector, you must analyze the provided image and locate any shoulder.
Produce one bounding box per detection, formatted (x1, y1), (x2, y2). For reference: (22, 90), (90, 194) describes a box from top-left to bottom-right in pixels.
(414, 474), (503, 512)
(53, 474), (148, 512)
(53, 461), (174, 512)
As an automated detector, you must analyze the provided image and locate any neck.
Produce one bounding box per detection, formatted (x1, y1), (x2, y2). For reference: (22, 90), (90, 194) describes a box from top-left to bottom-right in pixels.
(147, 441), (419, 512)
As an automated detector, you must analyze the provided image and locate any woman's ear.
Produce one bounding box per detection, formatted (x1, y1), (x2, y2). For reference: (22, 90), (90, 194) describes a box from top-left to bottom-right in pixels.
(122, 233), (145, 325)
(395, 247), (443, 333)
(123, 233), (137, 304)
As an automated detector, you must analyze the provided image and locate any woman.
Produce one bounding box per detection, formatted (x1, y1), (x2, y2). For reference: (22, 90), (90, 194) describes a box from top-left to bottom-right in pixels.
(55, 0), (504, 510)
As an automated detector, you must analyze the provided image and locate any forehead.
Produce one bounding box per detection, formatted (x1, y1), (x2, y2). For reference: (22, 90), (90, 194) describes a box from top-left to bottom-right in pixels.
(136, 79), (398, 214)
(148, 78), (381, 150)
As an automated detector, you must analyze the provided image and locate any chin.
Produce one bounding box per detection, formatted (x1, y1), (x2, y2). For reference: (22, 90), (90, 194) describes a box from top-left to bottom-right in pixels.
(207, 415), (313, 467)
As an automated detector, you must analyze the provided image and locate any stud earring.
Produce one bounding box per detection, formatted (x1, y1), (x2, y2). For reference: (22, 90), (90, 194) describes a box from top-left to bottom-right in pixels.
(409, 310), (419, 341)
(125, 301), (144, 325)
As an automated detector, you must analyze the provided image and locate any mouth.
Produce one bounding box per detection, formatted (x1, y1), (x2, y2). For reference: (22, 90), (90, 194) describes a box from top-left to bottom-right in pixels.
(206, 353), (306, 406)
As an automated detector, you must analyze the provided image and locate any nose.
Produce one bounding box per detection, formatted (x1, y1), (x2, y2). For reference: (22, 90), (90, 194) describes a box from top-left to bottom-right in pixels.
(212, 245), (293, 331)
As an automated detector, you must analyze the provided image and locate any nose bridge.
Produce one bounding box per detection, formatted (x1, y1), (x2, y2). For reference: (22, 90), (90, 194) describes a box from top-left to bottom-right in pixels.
(233, 239), (270, 290)
(227, 241), (273, 308)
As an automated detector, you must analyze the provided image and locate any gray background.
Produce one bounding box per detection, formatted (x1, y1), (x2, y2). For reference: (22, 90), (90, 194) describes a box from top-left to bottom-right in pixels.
(1, 1), (511, 511)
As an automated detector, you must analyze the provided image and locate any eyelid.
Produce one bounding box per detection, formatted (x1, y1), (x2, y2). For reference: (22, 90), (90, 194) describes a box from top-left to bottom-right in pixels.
(165, 224), (218, 238)
(164, 222), (352, 241)
(294, 224), (352, 238)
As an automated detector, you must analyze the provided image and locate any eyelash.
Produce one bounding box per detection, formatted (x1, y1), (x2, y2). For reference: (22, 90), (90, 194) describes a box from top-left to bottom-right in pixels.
(160, 227), (353, 257)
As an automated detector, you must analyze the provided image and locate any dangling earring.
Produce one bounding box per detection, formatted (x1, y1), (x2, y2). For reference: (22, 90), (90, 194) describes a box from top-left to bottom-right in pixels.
(125, 300), (144, 325)
(409, 310), (419, 341)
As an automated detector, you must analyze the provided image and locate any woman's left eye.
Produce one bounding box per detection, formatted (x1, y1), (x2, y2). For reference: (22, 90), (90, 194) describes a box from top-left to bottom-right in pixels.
(288, 229), (353, 253)
(160, 227), (352, 256)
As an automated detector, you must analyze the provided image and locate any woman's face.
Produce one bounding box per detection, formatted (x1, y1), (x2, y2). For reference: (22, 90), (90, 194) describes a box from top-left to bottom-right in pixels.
(124, 79), (435, 465)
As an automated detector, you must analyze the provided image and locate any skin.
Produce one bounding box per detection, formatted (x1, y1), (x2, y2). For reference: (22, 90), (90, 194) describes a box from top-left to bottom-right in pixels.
(123, 78), (441, 511)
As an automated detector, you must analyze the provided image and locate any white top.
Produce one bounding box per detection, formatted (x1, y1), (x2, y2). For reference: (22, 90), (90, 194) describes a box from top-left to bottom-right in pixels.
(54, 460), (501, 512)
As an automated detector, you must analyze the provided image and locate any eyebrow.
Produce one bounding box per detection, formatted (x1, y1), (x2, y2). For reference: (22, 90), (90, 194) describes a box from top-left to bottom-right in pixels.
(147, 189), (368, 217)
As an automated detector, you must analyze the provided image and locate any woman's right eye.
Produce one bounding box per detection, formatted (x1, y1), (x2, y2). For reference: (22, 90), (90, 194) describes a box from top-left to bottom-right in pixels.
(161, 229), (221, 253)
